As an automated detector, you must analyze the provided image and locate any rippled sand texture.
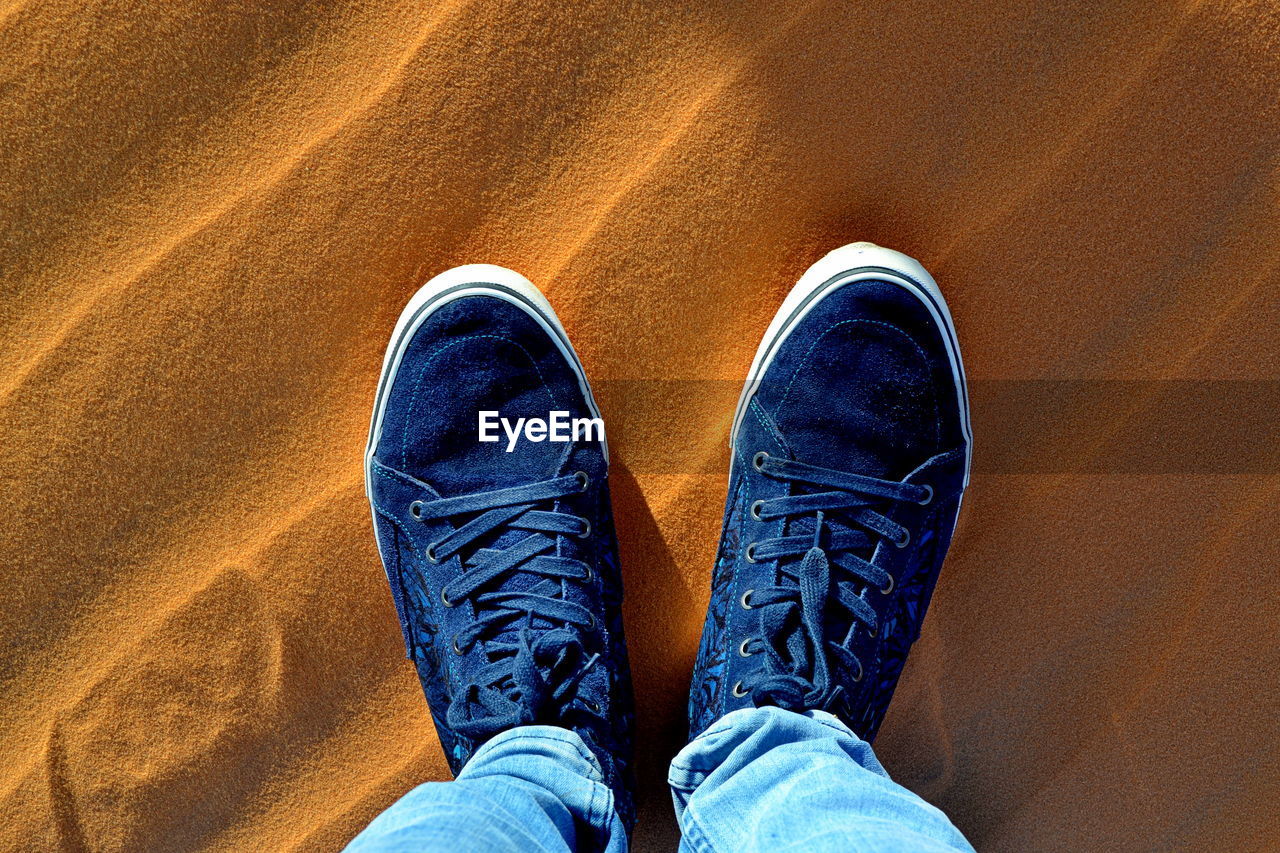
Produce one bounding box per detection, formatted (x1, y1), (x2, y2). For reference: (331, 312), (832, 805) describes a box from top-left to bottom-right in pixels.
(2, 0), (1278, 850)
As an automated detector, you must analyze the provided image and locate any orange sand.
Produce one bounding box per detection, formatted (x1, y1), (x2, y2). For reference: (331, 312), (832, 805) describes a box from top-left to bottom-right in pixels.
(2, 1), (1278, 850)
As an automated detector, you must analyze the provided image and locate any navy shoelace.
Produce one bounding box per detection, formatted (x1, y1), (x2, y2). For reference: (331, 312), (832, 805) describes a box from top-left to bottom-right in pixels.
(743, 452), (931, 713)
(408, 471), (602, 740)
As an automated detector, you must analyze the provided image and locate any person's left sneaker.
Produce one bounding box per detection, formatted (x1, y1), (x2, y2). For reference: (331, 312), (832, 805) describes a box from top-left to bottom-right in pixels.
(364, 264), (635, 828)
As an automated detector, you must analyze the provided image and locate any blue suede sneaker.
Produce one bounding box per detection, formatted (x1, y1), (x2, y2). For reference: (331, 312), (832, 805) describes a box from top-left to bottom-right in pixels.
(688, 243), (972, 742)
(365, 264), (635, 828)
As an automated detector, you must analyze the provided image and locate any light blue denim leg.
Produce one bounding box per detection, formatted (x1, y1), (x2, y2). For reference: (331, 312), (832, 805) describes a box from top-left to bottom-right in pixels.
(669, 707), (974, 853)
(346, 725), (627, 853)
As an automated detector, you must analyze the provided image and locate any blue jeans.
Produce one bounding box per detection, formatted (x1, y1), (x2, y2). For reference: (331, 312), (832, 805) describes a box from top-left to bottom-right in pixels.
(345, 706), (974, 852)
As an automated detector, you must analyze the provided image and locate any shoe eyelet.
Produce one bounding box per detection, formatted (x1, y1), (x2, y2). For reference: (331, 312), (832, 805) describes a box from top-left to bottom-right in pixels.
(866, 623), (878, 639)
(894, 529), (910, 549)
(440, 588), (457, 608)
(732, 681), (750, 698)
(410, 500), (424, 519)
(738, 638), (755, 657)
(879, 574), (895, 595)
(574, 471), (590, 492)
(853, 659), (864, 682)
(752, 451), (768, 472)
(584, 698), (601, 713)
(750, 500), (765, 521)
(451, 636), (465, 656)
(740, 589), (755, 610)
(582, 564), (595, 583)
(576, 519), (592, 539)
(916, 484), (934, 505)
(744, 543), (758, 563)
(586, 612), (598, 631)
(424, 541), (441, 562)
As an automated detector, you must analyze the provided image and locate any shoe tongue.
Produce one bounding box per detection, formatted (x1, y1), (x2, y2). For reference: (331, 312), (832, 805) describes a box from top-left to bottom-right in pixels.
(445, 438), (604, 671)
(473, 524), (568, 669)
(785, 507), (875, 567)
(460, 461), (600, 668)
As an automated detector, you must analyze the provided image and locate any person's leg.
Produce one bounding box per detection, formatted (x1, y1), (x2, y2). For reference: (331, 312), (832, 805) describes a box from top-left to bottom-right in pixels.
(346, 725), (626, 853)
(684, 243), (974, 850)
(669, 706), (971, 852)
(354, 265), (636, 851)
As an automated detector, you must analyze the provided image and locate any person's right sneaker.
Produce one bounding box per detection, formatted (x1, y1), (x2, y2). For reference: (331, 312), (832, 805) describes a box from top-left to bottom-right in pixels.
(688, 242), (972, 741)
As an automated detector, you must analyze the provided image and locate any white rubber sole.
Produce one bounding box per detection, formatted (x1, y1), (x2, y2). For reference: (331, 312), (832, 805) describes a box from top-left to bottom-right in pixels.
(730, 242), (972, 486)
(363, 264), (606, 502)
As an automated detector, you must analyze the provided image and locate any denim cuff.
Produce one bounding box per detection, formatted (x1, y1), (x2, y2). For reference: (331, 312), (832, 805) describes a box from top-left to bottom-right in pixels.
(669, 706), (858, 792)
(458, 724), (607, 784)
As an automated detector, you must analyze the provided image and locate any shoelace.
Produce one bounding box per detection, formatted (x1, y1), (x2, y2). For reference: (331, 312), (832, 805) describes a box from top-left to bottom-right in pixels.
(407, 471), (602, 740)
(742, 452), (932, 713)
